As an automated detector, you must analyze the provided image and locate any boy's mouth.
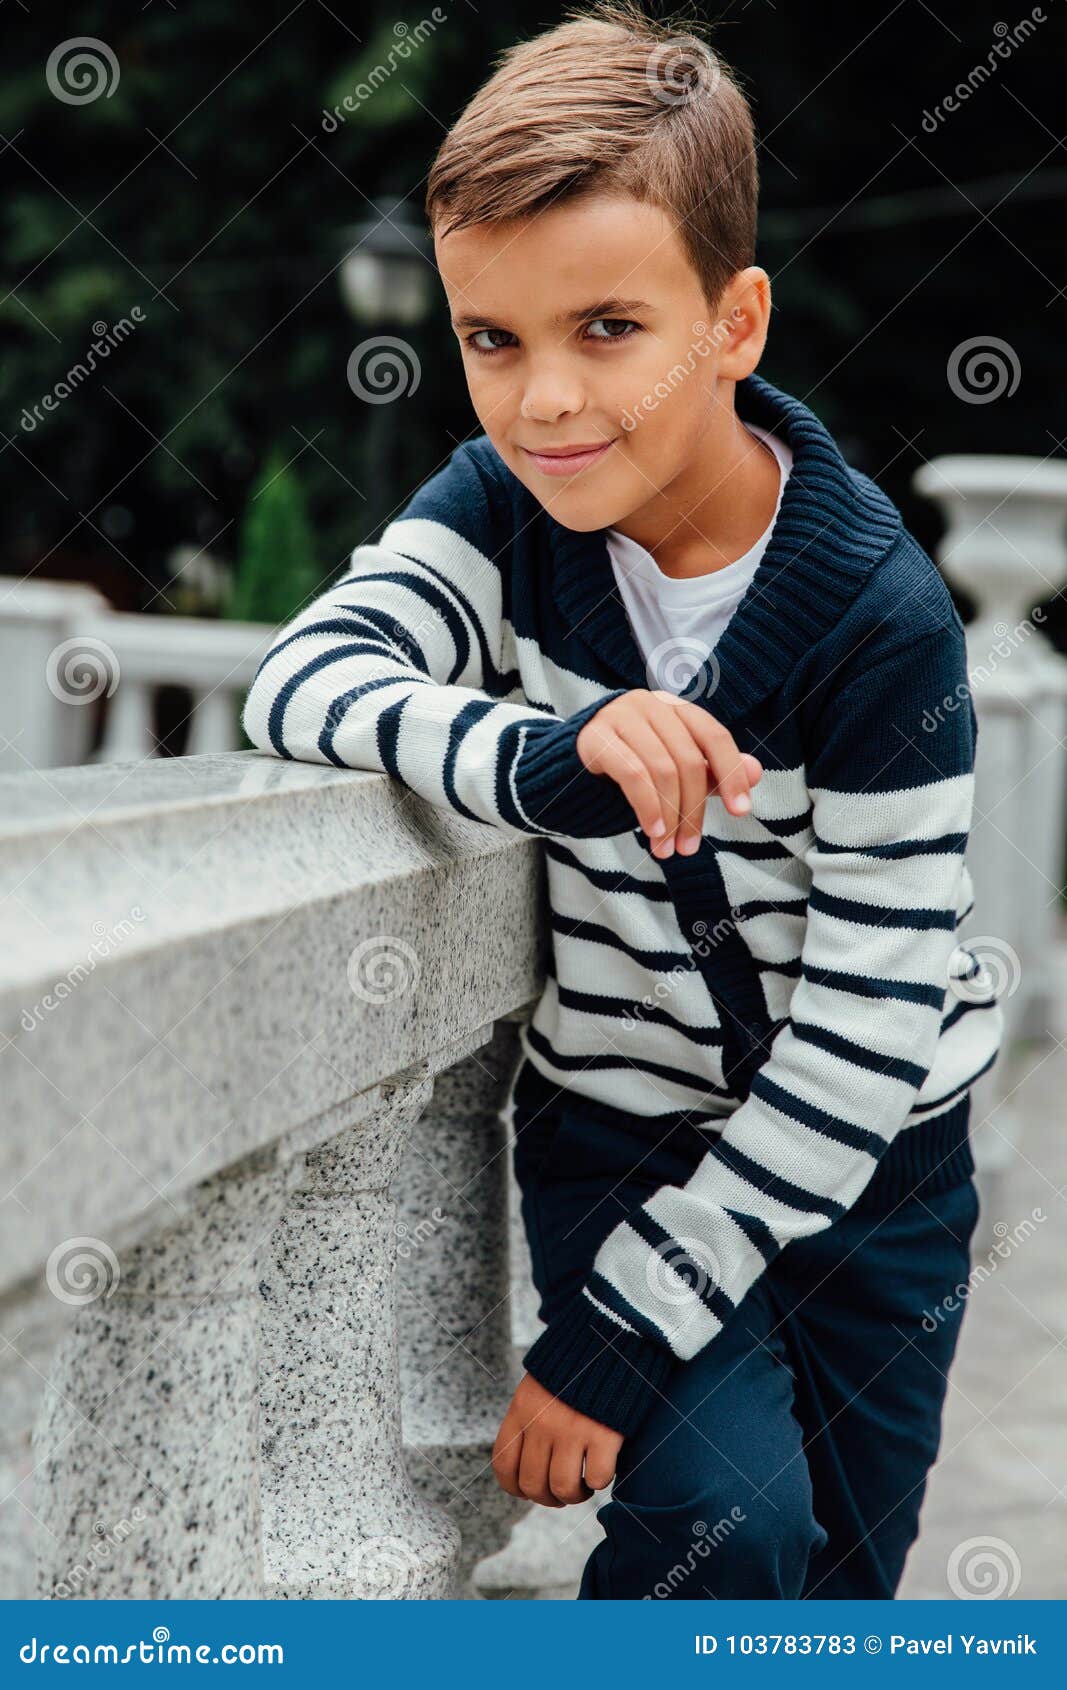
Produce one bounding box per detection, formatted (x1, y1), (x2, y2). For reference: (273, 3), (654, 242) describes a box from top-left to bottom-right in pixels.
(520, 440), (615, 476)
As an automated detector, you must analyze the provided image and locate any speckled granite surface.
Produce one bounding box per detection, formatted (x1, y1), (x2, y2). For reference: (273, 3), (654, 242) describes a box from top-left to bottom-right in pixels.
(396, 1023), (528, 1596)
(0, 751), (548, 1597)
(33, 1146), (300, 1598)
(0, 751), (544, 1289)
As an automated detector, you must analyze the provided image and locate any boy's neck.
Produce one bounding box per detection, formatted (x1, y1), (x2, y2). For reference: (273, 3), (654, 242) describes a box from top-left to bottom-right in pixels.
(610, 391), (782, 581)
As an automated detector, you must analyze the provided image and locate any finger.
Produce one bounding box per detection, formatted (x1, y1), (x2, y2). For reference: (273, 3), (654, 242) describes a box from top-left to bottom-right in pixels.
(642, 700), (712, 854)
(662, 712), (763, 797)
(548, 1442), (595, 1506)
(583, 1437), (621, 1495)
(491, 1418), (524, 1497)
(585, 727), (674, 845)
(606, 714), (685, 852)
(518, 1431), (563, 1507)
(681, 709), (756, 815)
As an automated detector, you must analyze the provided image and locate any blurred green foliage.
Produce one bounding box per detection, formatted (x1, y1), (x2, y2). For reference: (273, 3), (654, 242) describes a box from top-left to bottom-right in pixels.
(223, 446), (320, 626)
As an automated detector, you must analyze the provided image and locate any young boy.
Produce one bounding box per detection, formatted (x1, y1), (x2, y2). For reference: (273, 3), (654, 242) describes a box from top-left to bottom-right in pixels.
(242, 0), (1004, 1599)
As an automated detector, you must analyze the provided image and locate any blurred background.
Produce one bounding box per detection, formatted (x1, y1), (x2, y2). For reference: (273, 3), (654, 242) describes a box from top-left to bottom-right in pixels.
(1, 0), (1065, 1599)
(2, 0), (1066, 754)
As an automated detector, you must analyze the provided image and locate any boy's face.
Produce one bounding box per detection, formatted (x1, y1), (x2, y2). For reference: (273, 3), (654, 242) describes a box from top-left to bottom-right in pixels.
(434, 191), (767, 533)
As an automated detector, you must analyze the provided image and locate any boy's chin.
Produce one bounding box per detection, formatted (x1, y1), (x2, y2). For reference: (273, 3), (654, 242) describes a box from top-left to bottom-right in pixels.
(538, 504), (619, 534)
(528, 482), (631, 533)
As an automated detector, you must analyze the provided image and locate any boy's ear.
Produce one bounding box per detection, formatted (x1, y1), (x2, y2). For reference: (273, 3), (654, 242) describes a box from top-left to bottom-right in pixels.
(711, 266), (771, 382)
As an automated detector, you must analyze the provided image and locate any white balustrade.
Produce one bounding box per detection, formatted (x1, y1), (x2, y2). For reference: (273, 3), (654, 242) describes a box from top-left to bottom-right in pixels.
(0, 576), (273, 769)
(81, 610), (275, 764)
(914, 456), (1067, 1167)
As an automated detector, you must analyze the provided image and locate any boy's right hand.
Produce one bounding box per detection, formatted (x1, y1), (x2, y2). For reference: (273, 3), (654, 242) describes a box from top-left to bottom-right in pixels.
(576, 688), (763, 860)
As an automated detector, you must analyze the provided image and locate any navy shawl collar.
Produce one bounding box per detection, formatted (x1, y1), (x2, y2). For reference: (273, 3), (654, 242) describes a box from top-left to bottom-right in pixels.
(540, 372), (902, 729)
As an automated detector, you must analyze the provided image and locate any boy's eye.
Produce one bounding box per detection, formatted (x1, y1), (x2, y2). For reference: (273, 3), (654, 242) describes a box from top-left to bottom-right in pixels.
(468, 328), (515, 355)
(585, 316), (640, 342)
(465, 317), (640, 357)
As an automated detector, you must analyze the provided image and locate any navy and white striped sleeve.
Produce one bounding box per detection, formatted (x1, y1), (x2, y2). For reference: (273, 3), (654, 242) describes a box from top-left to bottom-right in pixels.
(240, 443), (635, 840)
(521, 617), (994, 1437)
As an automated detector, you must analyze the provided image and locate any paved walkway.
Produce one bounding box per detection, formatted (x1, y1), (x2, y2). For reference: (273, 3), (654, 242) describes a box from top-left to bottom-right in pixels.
(900, 1026), (1067, 1599)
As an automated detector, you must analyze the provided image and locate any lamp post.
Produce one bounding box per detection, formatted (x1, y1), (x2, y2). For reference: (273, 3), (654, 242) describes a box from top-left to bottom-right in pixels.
(338, 198), (436, 537)
(339, 196), (436, 327)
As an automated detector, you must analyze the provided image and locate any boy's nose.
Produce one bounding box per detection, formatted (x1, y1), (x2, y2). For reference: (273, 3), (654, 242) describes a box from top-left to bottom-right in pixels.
(520, 376), (586, 422)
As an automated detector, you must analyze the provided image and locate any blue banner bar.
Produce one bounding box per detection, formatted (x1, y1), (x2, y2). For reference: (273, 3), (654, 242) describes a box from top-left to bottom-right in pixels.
(2, 1599), (1062, 1685)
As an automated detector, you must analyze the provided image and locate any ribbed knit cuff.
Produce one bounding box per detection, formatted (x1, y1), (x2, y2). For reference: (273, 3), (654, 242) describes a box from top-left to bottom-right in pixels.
(513, 690), (638, 838)
(855, 1093), (974, 1211)
(521, 1287), (679, 1439)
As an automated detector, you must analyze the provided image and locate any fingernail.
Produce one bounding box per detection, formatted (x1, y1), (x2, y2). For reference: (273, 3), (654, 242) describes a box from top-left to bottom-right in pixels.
(733, 794), (751, 813)
(650, 819), (667, 837)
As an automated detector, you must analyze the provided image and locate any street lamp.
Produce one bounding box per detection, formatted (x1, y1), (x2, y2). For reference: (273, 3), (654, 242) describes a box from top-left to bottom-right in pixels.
(338, 196), (435, 327)
(337, 197), (436, 538)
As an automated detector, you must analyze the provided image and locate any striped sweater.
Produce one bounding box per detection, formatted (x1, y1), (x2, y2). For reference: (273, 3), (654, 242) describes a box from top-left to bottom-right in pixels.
(241, 371), (1004, 1438)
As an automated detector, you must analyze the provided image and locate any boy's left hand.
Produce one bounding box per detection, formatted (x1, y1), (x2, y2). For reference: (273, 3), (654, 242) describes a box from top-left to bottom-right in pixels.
(491, 1372), (623, 1506)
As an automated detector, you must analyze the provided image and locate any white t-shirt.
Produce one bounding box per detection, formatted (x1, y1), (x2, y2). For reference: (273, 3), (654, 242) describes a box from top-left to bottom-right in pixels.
(606, 423), (793, 696)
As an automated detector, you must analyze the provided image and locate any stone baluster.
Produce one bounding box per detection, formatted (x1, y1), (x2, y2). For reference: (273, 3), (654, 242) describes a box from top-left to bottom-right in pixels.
(393, 1019), (528, 1597)
(0, 577), (108, 773)
(95, 678), (156, 762)
(32, 1143), (301, 1598)
(259, 1073), (461, 1599)
(472, 1018), (610, 1601)
(186, 688), (241, 756)
(914, 456), (1067, 1163)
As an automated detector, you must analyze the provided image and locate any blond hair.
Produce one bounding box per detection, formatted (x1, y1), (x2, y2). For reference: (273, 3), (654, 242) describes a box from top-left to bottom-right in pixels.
(425, 0), (758, 313)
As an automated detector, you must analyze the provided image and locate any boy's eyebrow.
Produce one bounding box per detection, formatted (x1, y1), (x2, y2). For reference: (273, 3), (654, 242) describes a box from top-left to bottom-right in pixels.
(450, 296), (654, 332)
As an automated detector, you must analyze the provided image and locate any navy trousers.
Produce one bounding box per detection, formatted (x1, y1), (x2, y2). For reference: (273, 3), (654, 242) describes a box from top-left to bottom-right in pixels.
(509, 1060), (980, 1600)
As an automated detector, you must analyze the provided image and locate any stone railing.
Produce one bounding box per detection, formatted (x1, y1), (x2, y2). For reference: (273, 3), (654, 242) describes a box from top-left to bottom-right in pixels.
(914, 456), (1067, 1170)
(0, 576), (272, 772)
(0, 751), (558, 1599)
